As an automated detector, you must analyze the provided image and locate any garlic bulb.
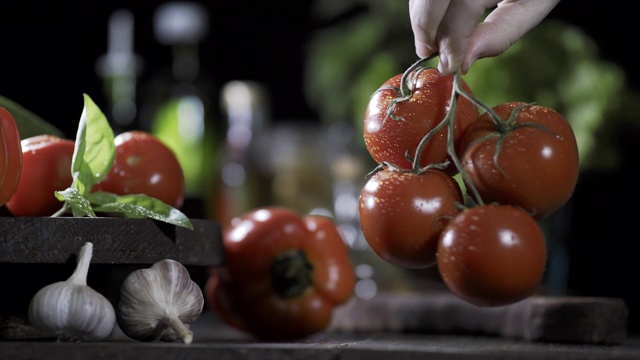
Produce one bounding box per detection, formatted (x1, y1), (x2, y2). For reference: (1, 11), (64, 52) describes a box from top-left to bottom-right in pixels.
(117, 259), (204, 344)
(28, 242), (116, 341)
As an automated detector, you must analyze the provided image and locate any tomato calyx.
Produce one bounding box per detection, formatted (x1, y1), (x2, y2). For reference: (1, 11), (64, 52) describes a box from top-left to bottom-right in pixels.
(271, 248), (314, 298)
(465, 103), (560, 168)
(382, 61), (463, 175)
(377, 55), (439, 123)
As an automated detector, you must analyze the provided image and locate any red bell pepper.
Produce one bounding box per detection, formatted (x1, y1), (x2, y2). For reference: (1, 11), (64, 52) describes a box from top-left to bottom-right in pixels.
(205, 207), (356, 340)
(0, 106), (22, 206)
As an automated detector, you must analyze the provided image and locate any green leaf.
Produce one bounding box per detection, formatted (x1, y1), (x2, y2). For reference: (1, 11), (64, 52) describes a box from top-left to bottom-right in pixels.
(71, 94), (116, 195)
(88, 192), (193, 230)
(55, 187), (97, 217)
(49, 93), (194, 231)
(84, 191), (119, 205)
(0, 95), (66, 139)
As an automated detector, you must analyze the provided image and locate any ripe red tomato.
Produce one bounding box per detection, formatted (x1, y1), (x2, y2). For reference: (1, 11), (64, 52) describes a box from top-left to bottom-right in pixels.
(5, 135), (74, 216)
(437, 204), (547, 307)
(94, 131), (185, 209)
(458, 102), (579, 219)
(359, 168), (463, 269)
(0, 106), (22, 207)
(363, 67), (478, 174)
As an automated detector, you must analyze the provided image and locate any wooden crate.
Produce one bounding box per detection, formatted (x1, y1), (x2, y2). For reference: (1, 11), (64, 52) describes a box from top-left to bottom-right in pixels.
(0, 217), (224, 340)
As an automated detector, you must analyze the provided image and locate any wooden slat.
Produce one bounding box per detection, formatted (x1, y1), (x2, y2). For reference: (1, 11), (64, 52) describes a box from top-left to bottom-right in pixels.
(330, 291), (629, 345)
(0, 217), (223, 266)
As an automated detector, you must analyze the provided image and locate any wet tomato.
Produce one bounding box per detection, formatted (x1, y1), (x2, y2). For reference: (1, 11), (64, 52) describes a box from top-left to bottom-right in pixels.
(5, 135), (74, 216)
(359, 168), (463, 269)
(458, 102), (579, 219)
(363, 67), (478, 174)
(94, 131), (185, 209)
(437, 204), (547, 307)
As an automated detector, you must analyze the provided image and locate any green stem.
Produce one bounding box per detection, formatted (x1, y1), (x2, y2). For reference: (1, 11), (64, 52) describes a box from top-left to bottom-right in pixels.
(412, 107), (452, 174)
(454, 76), (508, 132)
(398, 56), (437, 98)
(450, 71), (484, 206)
(384, 56), (439, 123)
(50, 202), (70, 217)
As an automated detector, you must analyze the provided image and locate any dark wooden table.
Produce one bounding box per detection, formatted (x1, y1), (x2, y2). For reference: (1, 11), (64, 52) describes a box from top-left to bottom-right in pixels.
(2, 312), (640, 360)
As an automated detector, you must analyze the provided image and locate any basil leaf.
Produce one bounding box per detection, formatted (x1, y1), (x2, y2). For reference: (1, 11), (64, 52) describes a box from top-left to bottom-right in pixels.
(71, 94), (116, 195)
(84, 191), (118, 205)
(0, 95), (66, 139)
(88, 192), (193, 230)
(55, 187), (97, 217)
(49, 93), (194, 231)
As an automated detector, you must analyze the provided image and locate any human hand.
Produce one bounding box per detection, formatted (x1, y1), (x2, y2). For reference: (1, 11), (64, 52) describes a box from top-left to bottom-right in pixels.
(409, 0), (561, 75)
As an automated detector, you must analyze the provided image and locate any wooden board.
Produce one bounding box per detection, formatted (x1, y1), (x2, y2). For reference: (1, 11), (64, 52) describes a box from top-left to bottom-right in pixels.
(0, 217), (223, 265)
(2, 313), (640, 360)
(329, 291), (629, 345)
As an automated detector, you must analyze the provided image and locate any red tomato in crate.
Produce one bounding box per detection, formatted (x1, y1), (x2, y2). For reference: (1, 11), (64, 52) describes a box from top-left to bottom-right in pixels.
(94, 131), (185, 209)
(6, 135), (74, 216)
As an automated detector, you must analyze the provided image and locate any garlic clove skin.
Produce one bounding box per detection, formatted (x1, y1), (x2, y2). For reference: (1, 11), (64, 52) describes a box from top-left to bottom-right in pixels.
(117, 259), (204, 344)
(28, 242), (116, 341)
(28, 282), (116, 341)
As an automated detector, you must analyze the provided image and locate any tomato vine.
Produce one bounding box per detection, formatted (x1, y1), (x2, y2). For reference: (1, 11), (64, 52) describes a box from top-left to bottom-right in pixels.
(359, 57), (580, 307)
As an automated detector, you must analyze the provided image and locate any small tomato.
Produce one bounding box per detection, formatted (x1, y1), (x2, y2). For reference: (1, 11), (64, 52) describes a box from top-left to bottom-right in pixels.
(94, 131), (185, 209)
(5, 135), (74, 216)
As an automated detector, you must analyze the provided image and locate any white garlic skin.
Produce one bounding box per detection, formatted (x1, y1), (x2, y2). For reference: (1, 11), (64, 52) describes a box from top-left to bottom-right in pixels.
(28, 281), (116, 341)
(117, 259), (204, 344)
(28, 242), (116, 341)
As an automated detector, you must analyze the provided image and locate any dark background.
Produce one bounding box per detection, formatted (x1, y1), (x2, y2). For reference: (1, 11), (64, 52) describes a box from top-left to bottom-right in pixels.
(0, 0), (318, 137)
(2, 1), (637, 135)
(2, 1), (640, 334)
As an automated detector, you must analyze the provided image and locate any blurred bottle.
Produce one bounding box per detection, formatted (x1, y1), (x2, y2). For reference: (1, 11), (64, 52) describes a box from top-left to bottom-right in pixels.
(139, 1), (220, 218)
(95, 9), (144, 133)
(215, 81), (272, 225)
(266, 120), (334, 216)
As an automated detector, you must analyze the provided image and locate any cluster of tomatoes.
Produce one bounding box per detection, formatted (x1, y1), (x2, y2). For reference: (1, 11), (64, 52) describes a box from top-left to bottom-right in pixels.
(0, 105), (185, 218)
(358, 58), (580, 307)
